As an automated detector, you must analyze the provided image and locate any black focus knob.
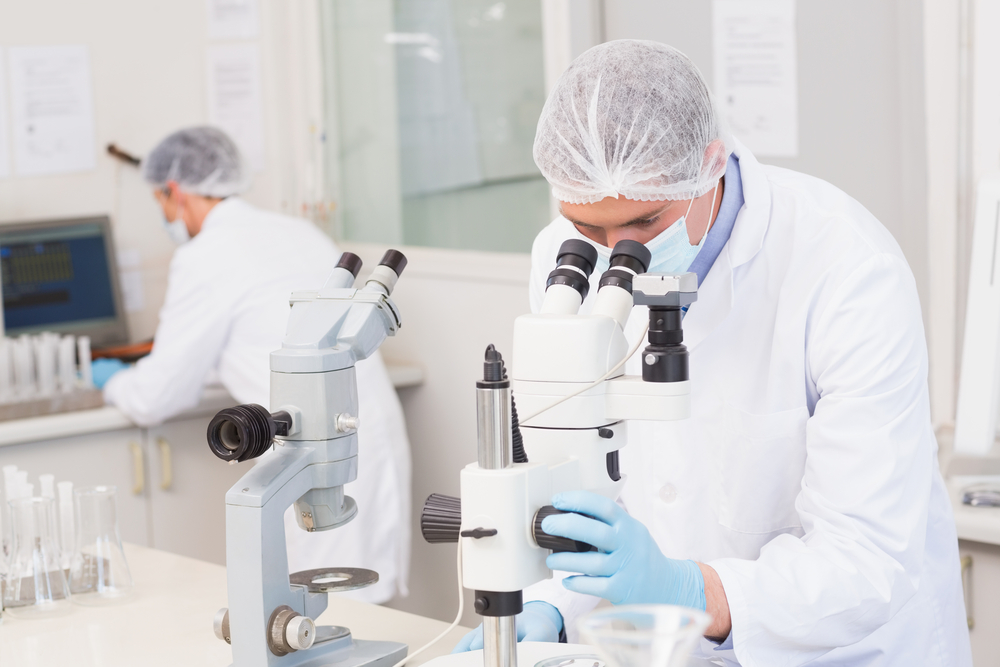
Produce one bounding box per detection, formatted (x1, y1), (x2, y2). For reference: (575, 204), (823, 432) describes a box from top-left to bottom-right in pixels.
(421, 494), (462, 544)
(207, 404), (278, 463)
(533, 506), (597, 553)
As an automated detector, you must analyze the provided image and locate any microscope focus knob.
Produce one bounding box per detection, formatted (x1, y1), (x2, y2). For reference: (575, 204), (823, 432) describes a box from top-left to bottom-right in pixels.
(213, 607), (231, 644)
(421, 494), (462, 543)
(286, 615), (317, 651)
(533, 506), (598, 553)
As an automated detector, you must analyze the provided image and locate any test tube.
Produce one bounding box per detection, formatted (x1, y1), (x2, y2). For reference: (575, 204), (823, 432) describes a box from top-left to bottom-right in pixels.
(34, 334), (58, 397)
(39, 474), (55, 500)
(14, 335), (35, 398)
(15, 470), (29, 500)
(78, 337), (93, 388)
(0, 338), (12, 403)
(58, 336), (77, 393)
(58, 481), (75, 569)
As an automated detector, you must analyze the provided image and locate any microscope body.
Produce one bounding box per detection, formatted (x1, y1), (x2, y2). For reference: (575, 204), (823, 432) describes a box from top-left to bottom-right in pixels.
(210, 252), (409, 667)
(423, 240), (696, 667)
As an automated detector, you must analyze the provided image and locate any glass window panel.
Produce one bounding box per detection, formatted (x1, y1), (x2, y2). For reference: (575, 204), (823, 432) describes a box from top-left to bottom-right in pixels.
(319, 0), (550, 253)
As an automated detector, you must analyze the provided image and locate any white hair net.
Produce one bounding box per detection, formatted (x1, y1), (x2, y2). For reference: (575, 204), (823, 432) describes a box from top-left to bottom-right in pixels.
(533, 40), (732, 205)
(142, 126), (250, 198)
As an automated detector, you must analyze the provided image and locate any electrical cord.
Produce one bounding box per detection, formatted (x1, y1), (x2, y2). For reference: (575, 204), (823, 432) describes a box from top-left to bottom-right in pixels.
(391, 540), (465, 667)
(519, 321), (651, 425)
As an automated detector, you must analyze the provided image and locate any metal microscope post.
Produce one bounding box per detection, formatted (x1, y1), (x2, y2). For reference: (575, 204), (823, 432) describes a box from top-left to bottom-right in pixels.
(475, 380), (517, 667)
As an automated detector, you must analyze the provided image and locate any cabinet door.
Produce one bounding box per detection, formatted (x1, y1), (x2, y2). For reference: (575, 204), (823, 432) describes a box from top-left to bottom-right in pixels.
(146, 416), (253, 565)
(0, 428), (150, 546)
(960, 539), (1000, 667)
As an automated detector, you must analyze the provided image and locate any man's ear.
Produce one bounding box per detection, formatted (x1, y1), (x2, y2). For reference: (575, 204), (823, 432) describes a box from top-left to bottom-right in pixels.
(701, 140), (727, 178)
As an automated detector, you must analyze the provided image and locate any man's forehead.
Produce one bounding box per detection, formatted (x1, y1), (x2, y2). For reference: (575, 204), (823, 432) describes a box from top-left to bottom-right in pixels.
(558, 199), (675, 227)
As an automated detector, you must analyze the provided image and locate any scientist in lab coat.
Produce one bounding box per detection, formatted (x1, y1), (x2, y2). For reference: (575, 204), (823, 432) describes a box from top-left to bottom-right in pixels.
(455, 41), (970, 665)
(95, 127), (410, 604)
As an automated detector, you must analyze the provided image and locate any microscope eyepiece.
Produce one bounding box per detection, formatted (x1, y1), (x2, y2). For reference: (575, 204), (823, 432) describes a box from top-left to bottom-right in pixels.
(207, 404), (278, 463)
(378, 249), (408, 277)
(609, 239), (651, 274)
(335, 252), (364, 278)
(555, 239), (599, 276)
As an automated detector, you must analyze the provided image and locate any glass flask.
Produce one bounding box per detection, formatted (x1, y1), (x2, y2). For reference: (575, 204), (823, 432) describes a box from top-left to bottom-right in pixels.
(578, 605), (712, 667)
(68, 485), (133, 605)
(3, 496), (72, 618)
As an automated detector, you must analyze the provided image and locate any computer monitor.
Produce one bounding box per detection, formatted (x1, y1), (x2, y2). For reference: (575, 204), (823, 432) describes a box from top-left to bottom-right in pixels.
(0, 216), (129, 347)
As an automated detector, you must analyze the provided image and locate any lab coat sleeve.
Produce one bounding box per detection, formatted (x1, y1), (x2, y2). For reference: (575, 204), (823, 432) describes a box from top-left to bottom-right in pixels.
(103, 257), (231, 426)
(709, 253), (934, 666)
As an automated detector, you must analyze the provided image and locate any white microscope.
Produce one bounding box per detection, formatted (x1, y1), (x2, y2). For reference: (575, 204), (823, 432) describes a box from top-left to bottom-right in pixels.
(421, 239), (697, 667)
(207, 250), (409, 667)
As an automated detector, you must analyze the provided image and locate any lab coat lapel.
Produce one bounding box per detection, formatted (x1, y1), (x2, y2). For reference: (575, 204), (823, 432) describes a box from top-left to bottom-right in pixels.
(684, 141), (771, 351)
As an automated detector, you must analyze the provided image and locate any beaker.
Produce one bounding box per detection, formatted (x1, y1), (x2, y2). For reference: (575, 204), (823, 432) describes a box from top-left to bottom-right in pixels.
(68, 485), (133, 605)
(577, 604), (712, 667)
(3, 496), (72, 618)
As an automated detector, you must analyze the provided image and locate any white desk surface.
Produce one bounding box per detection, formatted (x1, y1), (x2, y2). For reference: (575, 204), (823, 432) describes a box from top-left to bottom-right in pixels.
(0, 543), (469, 667)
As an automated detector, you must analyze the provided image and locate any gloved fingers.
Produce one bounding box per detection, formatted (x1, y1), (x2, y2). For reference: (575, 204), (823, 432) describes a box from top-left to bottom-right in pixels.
(551, 491), (624, 526)
(540, 512), (617, 552)
(546, 550), (616, 577)
(518, 613), (560, 643)
(560, 574), (616, 601)
(451, 626), (483, 654)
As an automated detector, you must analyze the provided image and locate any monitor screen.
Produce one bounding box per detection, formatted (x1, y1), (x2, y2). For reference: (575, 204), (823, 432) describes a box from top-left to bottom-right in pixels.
(0, 217), (128, 346)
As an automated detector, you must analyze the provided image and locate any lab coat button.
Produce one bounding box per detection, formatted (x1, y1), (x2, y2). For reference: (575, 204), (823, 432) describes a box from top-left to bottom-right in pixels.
(659, 483), (677, 504)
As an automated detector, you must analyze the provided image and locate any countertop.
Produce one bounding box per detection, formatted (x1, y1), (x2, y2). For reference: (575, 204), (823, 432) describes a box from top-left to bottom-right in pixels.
(0, 363), (425, 449)
(0, 543), (468, 667)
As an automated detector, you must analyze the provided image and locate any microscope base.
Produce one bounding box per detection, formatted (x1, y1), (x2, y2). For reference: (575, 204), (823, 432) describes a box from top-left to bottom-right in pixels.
(417, 643), (596, 667)
(226, 636), (407, 667)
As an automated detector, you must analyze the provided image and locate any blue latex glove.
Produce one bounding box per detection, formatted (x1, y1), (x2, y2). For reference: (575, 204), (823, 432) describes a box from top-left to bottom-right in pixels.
(543, 490), (706, 610)
(451, 601), (563, 653)
(92, 358), (128, 389)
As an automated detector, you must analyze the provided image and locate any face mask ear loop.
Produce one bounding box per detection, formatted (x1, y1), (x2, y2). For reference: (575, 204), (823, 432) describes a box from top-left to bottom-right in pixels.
(695, 179), (721, 247)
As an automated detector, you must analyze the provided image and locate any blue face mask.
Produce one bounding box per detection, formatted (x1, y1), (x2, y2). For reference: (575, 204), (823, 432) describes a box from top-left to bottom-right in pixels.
(645, 179), (719, 274)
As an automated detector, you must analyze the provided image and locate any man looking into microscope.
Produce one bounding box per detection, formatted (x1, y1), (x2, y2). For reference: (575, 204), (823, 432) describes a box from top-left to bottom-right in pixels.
(455, 40), (969, 665)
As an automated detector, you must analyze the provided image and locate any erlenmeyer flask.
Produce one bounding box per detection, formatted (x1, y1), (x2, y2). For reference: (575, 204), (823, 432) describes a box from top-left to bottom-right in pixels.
(4, 496), (72, 618)
(68, 485), (133, 605)
(578, 605), (712, 667)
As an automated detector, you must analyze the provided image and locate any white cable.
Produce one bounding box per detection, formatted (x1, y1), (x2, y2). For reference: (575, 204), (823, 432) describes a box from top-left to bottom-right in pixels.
(391, 540), (465, 667)
(519, 321), (651, 424)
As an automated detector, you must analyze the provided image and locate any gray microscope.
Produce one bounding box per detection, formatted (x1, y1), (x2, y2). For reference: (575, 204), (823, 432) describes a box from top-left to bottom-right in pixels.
(207, 250), (409, 667)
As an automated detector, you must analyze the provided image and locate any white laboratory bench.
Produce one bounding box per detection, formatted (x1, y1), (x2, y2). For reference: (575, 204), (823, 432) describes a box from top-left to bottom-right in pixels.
(0, 543), (470, 667)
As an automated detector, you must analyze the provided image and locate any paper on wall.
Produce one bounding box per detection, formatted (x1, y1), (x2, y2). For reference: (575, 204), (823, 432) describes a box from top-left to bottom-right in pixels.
(206, 44), (266, 172)
(207, 0), (259, 40)
(0, 49), (11, 179)
(8, 45), (97, 176)
(713, 0), (799, 157)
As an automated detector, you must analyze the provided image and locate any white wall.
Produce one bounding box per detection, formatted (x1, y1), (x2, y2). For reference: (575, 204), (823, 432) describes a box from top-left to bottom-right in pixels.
(0, 0), (320, 343)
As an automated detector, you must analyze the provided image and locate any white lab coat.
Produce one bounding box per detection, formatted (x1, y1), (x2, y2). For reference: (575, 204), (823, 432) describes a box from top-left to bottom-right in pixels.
(104, 198), (411, 603)
(523, 143), (971, 665)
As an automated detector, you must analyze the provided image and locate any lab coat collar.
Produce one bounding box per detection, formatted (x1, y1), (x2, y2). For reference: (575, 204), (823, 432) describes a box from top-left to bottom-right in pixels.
(725, 140), (770, 271)
(198, 197), (250, 234)
(682, 139), (769, 351)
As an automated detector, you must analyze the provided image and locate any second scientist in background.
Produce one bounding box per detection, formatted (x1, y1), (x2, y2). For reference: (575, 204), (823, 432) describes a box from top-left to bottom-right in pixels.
(96, 127), (410, 603)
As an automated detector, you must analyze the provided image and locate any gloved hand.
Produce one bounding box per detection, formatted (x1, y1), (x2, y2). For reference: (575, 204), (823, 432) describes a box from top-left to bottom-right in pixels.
(91, 358), (128, 389)
(451, 601), (563, 653)
(542, 490), (706, 610)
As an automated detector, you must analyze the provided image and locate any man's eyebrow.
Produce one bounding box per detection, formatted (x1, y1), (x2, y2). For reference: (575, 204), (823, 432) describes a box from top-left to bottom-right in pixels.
(560, 204), (671, 229)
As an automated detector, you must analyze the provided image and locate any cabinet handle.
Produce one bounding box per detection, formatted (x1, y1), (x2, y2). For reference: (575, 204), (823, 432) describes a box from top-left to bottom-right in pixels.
(961, 554), (974, 630)
(157, 438), (173, 491)
(129, 442), (145, 495)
